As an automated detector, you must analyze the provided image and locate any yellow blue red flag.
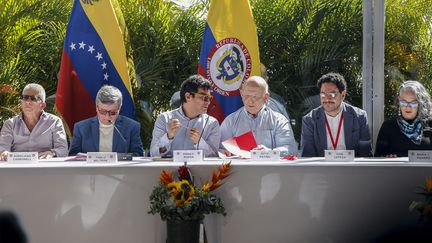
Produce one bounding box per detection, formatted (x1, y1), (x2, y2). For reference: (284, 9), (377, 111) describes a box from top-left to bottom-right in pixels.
(55, 0), (135, 135)
(198, 0), (261, 123)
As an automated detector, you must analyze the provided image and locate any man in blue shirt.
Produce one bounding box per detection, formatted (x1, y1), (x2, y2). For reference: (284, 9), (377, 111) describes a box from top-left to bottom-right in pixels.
(220, 76), (298, 156)
(150, 75), (220, 157)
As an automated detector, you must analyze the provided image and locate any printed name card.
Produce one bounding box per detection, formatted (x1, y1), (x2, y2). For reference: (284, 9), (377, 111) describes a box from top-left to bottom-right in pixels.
(86, 152), (117, 163)
(173, 150), (203, 162)
(325, 150), (355, 162)
(7, 152), (38, 163)
(251, 150), (280, 161)
(408, 150), (432, 162)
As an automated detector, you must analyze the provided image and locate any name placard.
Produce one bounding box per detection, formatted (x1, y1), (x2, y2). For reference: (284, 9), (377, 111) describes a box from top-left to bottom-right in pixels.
(325, 150), (355, 162)
(251, 150), (280, 161)
(173, 150), (203, 162)
(408, 150), (432, 162)
(86, 152), (117, 163)
(7, 152), (38, 163)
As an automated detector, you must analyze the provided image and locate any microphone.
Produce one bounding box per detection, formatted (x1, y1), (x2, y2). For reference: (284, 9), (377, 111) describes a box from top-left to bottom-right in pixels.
(196, 104), (216, 151)
(108, 119), (132, 161)
(265, 107), (275, 150)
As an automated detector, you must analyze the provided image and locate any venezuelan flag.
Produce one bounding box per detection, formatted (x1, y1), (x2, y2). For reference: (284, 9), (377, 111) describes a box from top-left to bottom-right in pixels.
(198, 0), (261, 123)
(55, 0), (135, 135)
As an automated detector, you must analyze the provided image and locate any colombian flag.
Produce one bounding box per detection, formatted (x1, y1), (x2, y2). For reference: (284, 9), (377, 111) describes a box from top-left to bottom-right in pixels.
(55, 0), (135, 135)
(198, 0), (261, 123)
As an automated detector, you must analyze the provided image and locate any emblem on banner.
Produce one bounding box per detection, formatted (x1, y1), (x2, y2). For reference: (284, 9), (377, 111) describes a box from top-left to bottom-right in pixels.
(206, 38), (252, 96)
(81, 0), (99, 5)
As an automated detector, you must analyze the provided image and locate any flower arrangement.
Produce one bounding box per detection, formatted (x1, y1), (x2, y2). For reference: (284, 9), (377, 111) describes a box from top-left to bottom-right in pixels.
(149, 162), (232, 221)
(409, 177), (432, 224)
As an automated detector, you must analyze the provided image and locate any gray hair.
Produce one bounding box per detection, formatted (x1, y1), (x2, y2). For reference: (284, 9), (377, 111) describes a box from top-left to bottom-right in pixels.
(22, 83), (46, 102)
(398, 80), (432, 121)
(241, 76), (269, 93)
(96, 85), (123, 107)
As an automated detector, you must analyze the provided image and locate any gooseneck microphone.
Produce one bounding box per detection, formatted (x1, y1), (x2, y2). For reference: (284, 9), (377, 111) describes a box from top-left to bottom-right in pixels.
(196, 104), (216, 151)
(265, 108), (275, 150)
(108, 119), (132, 160)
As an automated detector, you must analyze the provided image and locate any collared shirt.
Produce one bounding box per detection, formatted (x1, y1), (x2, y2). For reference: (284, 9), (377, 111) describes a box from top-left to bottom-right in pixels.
(99, 121), (114, 152)
(325, 111), (346, 150)
(150, 107), (220, 157)
(0, 112), (68, 157)
(220, 106), (298, 156)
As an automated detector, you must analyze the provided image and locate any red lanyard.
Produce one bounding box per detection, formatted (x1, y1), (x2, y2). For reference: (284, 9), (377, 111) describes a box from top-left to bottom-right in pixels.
(325, 113), (344, 150)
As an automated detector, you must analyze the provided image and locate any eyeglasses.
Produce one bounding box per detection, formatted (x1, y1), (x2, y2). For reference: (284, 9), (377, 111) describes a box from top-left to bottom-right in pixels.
(192, 92), (213, 102)
(97, 108), (119, 116)
(320, 92), (339, 99)
(21, 95), (40, 102)
(399, 100), (419, 108)
(242, 94), (264, 102)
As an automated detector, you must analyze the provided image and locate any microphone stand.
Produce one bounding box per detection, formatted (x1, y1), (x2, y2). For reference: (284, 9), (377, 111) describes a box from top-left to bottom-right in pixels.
(109, 119), (132, 161)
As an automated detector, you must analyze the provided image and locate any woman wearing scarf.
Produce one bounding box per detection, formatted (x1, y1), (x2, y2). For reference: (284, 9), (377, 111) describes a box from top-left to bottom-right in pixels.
(375, 81), (432, 157)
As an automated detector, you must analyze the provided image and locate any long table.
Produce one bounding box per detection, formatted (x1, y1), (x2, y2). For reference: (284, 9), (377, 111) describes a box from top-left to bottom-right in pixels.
(0, 158), (431, 243)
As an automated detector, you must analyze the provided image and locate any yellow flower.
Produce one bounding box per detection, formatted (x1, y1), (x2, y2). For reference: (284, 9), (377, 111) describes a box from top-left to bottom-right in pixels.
(201, 183), (210, 192)
(426, 177), (432, 191)
(167, 181), (181, 197)
(174, 180), (195, 206)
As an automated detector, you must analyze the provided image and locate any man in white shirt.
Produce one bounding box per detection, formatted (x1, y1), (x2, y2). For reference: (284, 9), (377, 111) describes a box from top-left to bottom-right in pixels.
(150, 75), (220, 157)
(0, 83), (68, 160)
(300, 72), (372, 157)
(220, 76), (298, 156)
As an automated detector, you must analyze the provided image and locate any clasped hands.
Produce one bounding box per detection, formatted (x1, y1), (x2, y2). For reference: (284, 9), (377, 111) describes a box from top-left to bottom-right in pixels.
(167, 119), (202, 145)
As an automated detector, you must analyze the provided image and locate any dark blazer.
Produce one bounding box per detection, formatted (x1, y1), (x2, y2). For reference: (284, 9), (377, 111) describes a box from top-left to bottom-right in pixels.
(69, 115), (144, 156)
(301, 102), (372, 157)
(375, 118), (432, 157)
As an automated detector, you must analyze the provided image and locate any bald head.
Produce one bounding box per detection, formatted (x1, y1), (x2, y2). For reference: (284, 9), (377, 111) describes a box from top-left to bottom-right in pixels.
(241, 76), (269, 94)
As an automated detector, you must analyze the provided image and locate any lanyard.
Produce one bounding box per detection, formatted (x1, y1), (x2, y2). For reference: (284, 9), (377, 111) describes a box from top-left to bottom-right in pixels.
(325, 113), (344, 150)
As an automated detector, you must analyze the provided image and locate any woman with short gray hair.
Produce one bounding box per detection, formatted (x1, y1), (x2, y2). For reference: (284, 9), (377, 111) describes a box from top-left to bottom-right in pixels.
(375, 81), (432, 157)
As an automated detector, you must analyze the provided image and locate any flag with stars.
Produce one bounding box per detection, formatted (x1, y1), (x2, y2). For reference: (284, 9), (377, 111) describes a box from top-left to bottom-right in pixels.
(55, 0), (135, 135)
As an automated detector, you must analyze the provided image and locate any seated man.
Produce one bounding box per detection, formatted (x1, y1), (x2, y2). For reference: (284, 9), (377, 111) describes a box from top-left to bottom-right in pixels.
(150, 75), (220, 157)
(0, 83), (68, 160)
(301, 72), (372, 157)
(220, 76), (298, 156)
(69, 85), (144, 156)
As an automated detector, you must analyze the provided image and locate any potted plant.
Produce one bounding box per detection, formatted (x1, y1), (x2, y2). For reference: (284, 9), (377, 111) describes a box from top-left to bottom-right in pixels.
(149, 162), (232, 243)
(409, 177), (432, 224)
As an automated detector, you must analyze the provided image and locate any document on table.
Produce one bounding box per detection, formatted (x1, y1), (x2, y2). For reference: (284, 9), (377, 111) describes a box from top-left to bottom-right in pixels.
(221, 131), (257, 159)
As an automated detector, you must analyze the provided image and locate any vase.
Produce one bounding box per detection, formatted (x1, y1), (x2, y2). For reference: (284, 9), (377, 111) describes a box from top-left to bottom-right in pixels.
(166, 219), (200, 243)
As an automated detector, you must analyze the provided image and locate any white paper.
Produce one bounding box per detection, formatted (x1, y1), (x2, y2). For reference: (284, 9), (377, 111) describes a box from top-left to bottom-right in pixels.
(86, 152), (117, 163)
(7, 152), (38, 164)
(408, 150), (432, 162)
(173, 150), (203, 162)
(324, 150), (355, 162)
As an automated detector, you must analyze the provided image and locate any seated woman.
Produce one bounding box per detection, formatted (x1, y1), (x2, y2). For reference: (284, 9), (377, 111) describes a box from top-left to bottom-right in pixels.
(375, 81), (432, 157)
(0, 83), (68, 160)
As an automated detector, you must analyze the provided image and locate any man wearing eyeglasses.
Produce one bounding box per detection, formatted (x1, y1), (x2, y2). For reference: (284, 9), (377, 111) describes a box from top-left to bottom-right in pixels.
(150, 75), (220, 157)
(0, 83), (68, 160)
(220, 76), (298, 156)
(69, 85), (144, 156)
(301, 72), (372, 157)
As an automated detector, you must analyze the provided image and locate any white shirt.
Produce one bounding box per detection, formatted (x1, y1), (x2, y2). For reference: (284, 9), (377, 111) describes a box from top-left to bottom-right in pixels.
(325, 111), (346, 150)
(99, 122), (114, 152)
